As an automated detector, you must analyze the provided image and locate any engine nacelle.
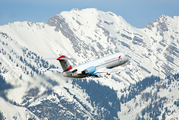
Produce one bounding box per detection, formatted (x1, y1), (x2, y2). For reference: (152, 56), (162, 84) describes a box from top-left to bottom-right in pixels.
(82, 66), (96, 75)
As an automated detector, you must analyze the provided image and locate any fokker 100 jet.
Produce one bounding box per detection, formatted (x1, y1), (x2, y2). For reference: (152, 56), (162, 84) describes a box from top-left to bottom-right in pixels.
(40, 52), (139, 78)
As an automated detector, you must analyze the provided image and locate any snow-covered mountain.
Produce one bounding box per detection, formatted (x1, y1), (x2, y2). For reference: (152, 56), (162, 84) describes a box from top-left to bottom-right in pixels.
(0, 8), (179, 120)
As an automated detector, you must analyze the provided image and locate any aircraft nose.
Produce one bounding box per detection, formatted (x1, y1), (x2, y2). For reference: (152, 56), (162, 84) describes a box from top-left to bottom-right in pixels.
(123, 54), (129, 63)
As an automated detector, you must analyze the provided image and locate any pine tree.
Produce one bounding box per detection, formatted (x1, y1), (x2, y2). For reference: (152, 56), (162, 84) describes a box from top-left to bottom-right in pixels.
(0, 111), (5, 120)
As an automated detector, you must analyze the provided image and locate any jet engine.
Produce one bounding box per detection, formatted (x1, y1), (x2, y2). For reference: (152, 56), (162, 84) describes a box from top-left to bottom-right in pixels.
(82, 66), (96, 75)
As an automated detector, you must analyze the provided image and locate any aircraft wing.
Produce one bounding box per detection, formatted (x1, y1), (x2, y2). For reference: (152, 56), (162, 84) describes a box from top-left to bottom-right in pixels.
(39, 67), (63, 73)
(96, 68), (139, 75)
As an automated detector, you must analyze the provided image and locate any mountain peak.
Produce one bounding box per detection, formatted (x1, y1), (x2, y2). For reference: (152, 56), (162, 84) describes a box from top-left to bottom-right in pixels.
(71, 8), (80, 11)
(47, 8), (129, 32)
(145, 14), (179, 31)
(155, 14), (171, 23)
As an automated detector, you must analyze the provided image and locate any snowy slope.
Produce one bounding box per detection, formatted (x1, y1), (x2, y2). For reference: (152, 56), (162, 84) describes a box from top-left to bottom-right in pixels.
(118, 76), (179, 120)
(0, 21), (80, 66)
(0, 8), (179, 120)
(0, 97), (39, 120)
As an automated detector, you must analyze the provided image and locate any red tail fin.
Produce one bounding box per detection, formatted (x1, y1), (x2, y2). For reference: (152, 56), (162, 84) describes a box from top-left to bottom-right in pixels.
(57, 55), (72, 72)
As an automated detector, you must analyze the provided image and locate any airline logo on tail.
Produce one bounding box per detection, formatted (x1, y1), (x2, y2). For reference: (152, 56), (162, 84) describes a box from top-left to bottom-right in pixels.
(57, 55), (72, 72)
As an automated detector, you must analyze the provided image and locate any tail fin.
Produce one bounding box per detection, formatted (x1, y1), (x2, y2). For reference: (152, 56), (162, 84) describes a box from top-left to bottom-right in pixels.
(57, 55), (72, 72)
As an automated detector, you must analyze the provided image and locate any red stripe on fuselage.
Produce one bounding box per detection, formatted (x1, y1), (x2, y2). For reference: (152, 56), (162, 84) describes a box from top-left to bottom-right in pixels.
(104, 57), (116, 63)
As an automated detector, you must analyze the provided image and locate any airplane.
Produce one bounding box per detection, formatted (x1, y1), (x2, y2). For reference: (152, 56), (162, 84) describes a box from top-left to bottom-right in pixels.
(40, 52), (139, 78)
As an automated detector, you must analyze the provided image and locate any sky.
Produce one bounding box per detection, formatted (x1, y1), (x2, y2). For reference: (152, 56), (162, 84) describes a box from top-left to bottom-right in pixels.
(0, 0), (179, 28)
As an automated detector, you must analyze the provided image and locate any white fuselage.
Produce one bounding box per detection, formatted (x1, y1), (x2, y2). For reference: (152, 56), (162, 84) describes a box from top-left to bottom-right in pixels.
(62, 52), (128, 78)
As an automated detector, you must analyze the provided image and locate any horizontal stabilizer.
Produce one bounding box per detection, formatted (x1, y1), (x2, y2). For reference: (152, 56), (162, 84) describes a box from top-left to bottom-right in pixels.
(39, 67), (63, 73)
